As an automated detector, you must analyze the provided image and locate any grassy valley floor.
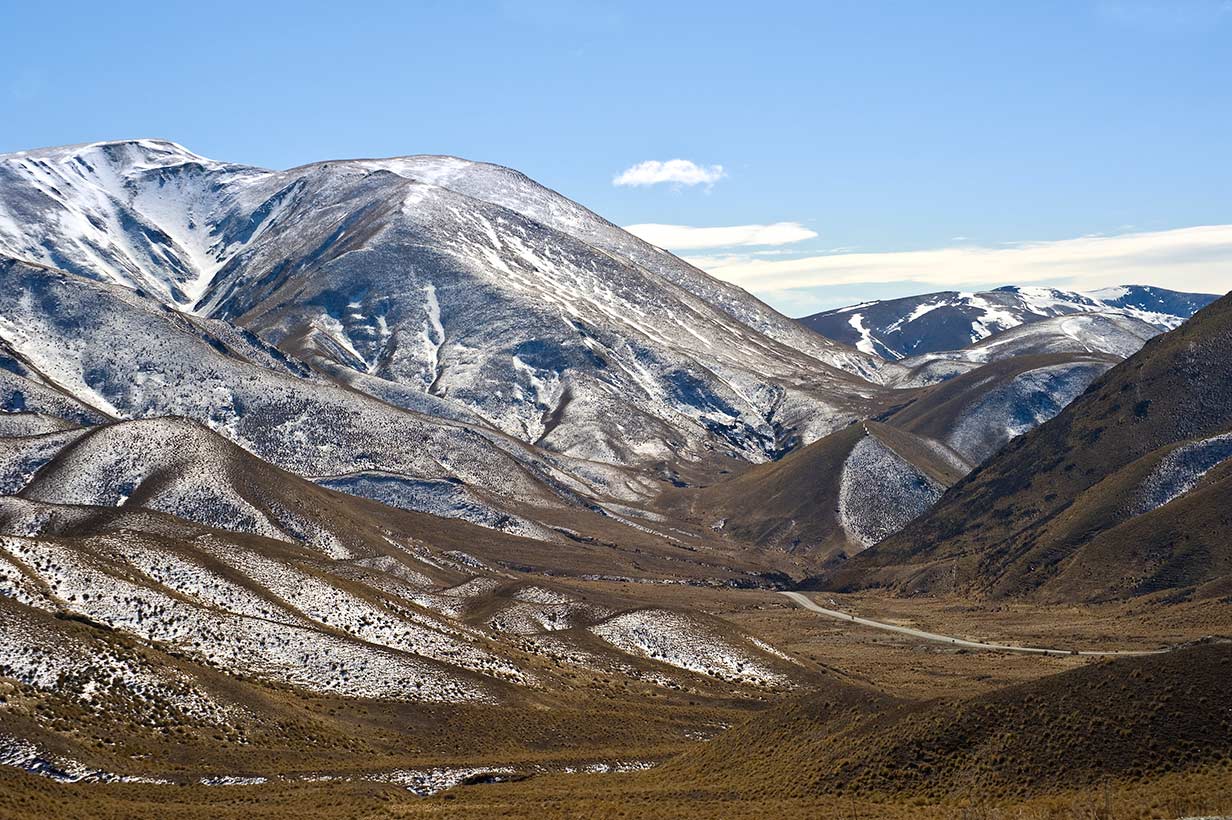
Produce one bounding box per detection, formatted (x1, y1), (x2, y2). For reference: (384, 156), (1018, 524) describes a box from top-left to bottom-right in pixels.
(1, 585), (1228, 819)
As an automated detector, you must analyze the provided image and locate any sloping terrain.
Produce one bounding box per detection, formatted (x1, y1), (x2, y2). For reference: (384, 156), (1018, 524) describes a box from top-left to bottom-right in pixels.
(661, 353), (1117, 562)
(13, 417), (553, 554)
(0, 493), (809, 757)
(342, 155), (871, 379)
(0, 255), (595, 532)
(890, 312), (1157, 387)
(0, 140), (892, 471)
(801, 284), (1215, 359)
(820, 291), (1232, 600)
(0, 338), (109, 427)
(661, 422), (948, 562)
(0, 409), (804, 586)
(654, 640), (1232, 802)
(886, 353), (1118, 466)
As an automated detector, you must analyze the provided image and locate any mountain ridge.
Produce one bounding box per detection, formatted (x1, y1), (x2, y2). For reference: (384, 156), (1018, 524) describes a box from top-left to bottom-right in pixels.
(0, 140), (893, 473)
(800, 285), (1217, 359)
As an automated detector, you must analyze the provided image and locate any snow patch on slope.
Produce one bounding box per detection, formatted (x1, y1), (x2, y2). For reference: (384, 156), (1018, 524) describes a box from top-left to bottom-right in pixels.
(945, 361), (1111, 464)
(838, 432), (945, 549)
(591, 609), (787, 687)
(1132, 433), (1232, 516)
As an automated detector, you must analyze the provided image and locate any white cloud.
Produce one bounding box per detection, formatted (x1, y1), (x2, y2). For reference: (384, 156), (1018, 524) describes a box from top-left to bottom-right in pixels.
(688, 224), (1232, 297)
(613, 159), (725, 187)
(623, 221), (818, 250)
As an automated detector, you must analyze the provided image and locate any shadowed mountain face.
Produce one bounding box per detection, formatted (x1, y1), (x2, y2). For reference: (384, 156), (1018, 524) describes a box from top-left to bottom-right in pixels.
(818, 291), (1232, 601)
(800, 285), (1216, 360)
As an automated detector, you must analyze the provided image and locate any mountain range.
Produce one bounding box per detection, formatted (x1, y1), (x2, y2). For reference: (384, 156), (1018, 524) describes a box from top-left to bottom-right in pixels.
(799, 285), (1217, 359)
(0, 139), (1228, 816)
(816, 290), (1232, 601)
(3, 140), (1206, 567)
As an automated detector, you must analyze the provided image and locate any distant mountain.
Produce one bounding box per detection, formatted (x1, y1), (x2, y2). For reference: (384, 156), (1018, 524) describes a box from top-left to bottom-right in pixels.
(888, 312), (1160, 388)
(818, 291), (1232, 601)
(799, 285), (1217, 360)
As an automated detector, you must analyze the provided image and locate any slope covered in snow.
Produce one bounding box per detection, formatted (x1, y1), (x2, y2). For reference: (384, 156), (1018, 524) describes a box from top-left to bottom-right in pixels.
(0, 141), (891, 472)
(14, 417), (554, 557)
(0, 498), (801, 705)
(344, 155), (882, 381)
(800, 285), (1217, 360)
(890, 355), (1120, 466)
(0, 256), (589, 525)
(836, 431), (946, 550)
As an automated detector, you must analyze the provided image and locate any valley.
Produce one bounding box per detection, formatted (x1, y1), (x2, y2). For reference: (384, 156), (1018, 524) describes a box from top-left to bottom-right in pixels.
(0, 140), (1227, 819)
(0, 582), (1226, 818)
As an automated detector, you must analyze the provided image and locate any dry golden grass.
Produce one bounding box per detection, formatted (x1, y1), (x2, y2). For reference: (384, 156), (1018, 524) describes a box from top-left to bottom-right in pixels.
(3, 763), (1226, 820)
(2, 584), (1228, 820)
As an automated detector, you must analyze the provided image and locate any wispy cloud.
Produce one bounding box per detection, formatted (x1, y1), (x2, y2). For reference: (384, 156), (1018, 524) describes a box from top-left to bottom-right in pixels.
(689, 224), (1232, 297)
(624, 221), (817, 250)
(613, 159), (725, 188)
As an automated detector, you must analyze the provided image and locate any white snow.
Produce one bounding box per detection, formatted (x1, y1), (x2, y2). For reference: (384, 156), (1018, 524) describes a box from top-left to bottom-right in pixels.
(837, 431), (945, 549)
(591, 609), (788, 687)
(1132, 433), (1232, 516)
(847, 313), (878, 355)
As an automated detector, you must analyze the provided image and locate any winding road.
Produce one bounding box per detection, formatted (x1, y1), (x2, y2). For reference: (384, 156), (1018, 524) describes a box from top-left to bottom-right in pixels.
(779, 591), (1167, 657)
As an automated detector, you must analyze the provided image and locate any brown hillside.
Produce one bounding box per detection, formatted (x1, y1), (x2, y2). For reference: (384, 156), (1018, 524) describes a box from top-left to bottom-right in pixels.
(660, 641), (1232, 801)
(819, 291), (1232, 600)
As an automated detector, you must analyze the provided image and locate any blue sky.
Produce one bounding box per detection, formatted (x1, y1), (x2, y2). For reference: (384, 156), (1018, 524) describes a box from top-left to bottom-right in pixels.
(4, 0), (1230, 314)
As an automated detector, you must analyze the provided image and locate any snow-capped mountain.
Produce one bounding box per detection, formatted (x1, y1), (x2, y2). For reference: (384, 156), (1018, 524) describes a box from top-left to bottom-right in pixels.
(887, 312), (1161, 388)
(799, 285), (1218, 360)
(0, 140), (890, 472)
(0, 138), (1194, 571)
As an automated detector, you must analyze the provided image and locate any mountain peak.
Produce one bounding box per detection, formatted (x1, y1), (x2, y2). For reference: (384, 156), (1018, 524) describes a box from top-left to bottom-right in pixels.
(0, 137), (218, 169)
